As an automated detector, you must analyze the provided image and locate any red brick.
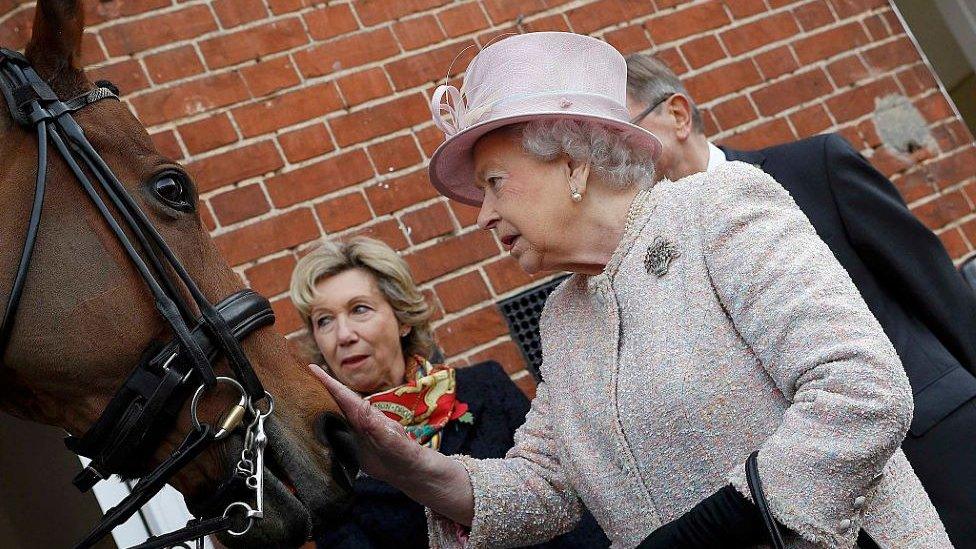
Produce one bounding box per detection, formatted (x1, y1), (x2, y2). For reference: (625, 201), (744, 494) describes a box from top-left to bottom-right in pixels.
(825, 76), (899, 123)
(354, 0), (452, 26)
(438, 2), (490, 38)
(468, 340), (528, 375)
(199, 18), (308, 69)
(424, 289), (445, 322)
(215, 208), (320, 266)
(0, 7), (31, 51)
(150, 130), (183, 160)
(862, 14), (889, 41)
(337, 68), (394, 108)
(916, 93), (958, 123)
(867, 146), (914, 178)
(304, 4), (359, 41)
(266, 149), (375, 207)
(233, 83), (343, 137)
(603, 24), (652, 56)
(450, 200), (481, 228)
(240, 57), (301, 98)
(483, 255), (543, 294)
(912, 191), (972, 231)
(897, 64), (939, 98)
(131, 72), (251, 126)
(754, 46), (798, 80)
(829, 0), (889, 19)
(187, 141), (284, 193)
(348, 218), (409, 251)
(368, 135), (423, 174)
(417, 124), (446, 157)
(402, 201), (454, 244)
(711, 96), (758, 131)
(366, 169), (441, 215)
(826, 54), (870, 88)
(939, 228), (971, 260)
(929, 147), (976, 190)
(720, 117), (796, 150)
(724, 0), (766, 18)
(330, 94), (431, 147)
(794, 22), (870, 65)
(394, 15), (447, 51)
(684, 58), (762, 103)
(481, 0), (568, 24)
(266, 0), (309, 15)
(179, 113), (238, 155)
(315, 192), (374, 232)
(386, 40), (478, 91)
(962, 219), (976, 251)
(144, 46), (205, 85)
(199, 201), (217, 232)
(645, 1), (730, 44)
(793, 0), (834, 31)
(213, 0), (268, 28)
(80, 32), (106, 67)
(566, 0), (653, 35)
(101, 6), (218, 56)
(862, 38), (920, 74)
(522, 13), (572, 33)
(752, 69), (832, 116)
(87, 59), (150, 95)
(720, 12), (799, 56)
(83, 0), (171, 25)
(245, 254), (298, 296)
(210, 184), (271, 226)
(857, 119), (883, 148)
(654, 47), (689, 76)
(271, 296), (304, 334)
(435, 271), (490, 313)
(294, 27), (401, 78)
(790, 103), (833, 137)
(681, 35), (726, 70)
(435, 306), (508, 356)
(405, 230), (498, 283)
(891, 169), (937, 204)
(278, 124), (336, 163)
(512, 373), (537, 400)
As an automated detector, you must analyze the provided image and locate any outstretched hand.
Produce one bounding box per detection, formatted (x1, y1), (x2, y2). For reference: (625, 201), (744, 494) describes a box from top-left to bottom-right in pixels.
(308, 364), (426, 483)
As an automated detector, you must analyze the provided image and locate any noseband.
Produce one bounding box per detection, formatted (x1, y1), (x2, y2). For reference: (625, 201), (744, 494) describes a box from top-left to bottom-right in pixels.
(1, 49), (279, 548)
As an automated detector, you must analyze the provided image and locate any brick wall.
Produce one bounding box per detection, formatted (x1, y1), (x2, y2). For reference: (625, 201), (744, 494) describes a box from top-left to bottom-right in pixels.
(3, 0), (975, 396)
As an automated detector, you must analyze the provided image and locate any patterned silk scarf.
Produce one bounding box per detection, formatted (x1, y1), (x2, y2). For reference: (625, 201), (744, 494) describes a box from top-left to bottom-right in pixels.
(365, 356), (473, 451)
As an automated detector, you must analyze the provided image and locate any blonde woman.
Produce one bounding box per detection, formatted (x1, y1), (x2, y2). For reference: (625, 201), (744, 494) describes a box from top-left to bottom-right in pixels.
(292, 237), (607, 548)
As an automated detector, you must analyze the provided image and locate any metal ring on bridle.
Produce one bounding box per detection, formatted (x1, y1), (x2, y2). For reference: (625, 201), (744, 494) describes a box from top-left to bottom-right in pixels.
(247, 390), (274, 417)
(222, 502), (255, 537)
(191, 376), (247, 440)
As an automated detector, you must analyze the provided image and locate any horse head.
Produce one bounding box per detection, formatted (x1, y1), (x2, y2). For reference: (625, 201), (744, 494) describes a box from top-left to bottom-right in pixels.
(0, 1), (357, 546)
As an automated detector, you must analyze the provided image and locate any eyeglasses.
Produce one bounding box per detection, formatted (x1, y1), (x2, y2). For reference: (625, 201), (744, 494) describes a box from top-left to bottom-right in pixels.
(629, 93), (675, 125)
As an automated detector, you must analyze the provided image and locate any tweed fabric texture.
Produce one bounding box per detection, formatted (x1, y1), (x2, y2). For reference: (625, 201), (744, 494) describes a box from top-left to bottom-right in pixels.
(427, 162), (950, 548)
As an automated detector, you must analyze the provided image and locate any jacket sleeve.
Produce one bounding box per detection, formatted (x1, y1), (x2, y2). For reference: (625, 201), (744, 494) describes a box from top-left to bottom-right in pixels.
(698, 161), (914, 549)
(426, 381), (583, 548)
(824, 134), (976, 374)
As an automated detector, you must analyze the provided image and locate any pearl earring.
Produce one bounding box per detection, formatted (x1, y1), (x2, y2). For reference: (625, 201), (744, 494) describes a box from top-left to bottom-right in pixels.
(571, 188), (583, 202)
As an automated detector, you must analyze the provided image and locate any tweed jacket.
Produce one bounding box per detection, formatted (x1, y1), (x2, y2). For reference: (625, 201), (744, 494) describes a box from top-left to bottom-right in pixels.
(428, 162), (949, 549)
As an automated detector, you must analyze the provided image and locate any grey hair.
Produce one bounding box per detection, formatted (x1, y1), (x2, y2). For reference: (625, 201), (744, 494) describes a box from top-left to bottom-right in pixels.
(503, 119), (657, 188)
(625, 53), (704, 134)
(290, 237), (434, 361)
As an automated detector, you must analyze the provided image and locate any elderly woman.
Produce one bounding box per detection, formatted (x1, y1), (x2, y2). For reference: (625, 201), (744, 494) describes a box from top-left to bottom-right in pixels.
(310, 33), (951, 548)
(292, 236), (608, 548)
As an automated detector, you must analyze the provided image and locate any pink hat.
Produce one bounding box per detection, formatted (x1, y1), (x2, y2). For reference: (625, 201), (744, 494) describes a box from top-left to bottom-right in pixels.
(427, 32), (663, 206)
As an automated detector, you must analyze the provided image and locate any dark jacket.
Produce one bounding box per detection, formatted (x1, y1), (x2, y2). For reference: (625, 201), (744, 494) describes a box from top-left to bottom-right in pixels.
(723, 134), (976, 546)
(316, 360), (610, 548)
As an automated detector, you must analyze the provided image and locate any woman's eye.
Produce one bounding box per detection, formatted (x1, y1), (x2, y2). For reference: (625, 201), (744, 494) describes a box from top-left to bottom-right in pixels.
(151, 173), (194, 212)
(315, 316), (333, 329)
(352, 304), (372, 315)
(486, 176), (503, 189)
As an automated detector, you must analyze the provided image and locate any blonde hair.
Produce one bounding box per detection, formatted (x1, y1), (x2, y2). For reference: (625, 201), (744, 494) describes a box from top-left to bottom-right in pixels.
(290, 237), (434, 361)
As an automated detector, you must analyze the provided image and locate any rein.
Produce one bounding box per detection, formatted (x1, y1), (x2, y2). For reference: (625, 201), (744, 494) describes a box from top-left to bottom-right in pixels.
(0, 48), (277, 548)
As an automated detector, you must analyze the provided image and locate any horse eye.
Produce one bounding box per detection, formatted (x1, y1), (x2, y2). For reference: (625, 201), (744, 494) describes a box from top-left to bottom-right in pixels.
(151, 174), (194, 212)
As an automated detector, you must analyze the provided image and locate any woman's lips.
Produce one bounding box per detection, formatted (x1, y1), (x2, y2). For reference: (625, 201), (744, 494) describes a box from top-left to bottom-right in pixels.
(340, 355), (369, 368)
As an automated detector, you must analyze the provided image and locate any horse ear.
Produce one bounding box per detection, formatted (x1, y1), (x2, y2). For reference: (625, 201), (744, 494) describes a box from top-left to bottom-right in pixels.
(24, 0), (85, 75)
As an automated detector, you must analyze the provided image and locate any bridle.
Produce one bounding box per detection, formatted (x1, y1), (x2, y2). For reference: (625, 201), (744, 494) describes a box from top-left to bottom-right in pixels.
(0, 48), (279, 548)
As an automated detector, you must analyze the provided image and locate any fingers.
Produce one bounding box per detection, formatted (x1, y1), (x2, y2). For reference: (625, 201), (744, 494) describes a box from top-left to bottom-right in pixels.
(308, 364), (393, 438)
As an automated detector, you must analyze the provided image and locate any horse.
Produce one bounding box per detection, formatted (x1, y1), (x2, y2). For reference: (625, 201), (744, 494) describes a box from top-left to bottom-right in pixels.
(0, 1), (357, 546)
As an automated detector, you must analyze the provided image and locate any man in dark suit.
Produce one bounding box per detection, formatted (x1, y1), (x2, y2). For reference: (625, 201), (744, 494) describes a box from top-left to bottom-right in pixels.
(626, 54), (976, 547)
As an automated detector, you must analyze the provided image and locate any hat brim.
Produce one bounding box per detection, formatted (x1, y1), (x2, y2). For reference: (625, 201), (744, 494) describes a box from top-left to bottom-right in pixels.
(428, 113), (663, 206)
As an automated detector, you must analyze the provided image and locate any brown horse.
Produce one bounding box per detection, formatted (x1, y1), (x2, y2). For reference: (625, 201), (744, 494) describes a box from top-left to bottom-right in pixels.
(0, 1), (355, 546)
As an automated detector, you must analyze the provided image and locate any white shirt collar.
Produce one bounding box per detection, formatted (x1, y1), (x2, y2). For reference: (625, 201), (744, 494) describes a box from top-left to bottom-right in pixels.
(707, 142), (727, 172)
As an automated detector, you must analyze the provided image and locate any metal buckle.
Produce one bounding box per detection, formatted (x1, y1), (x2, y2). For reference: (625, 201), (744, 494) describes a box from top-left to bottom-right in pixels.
(190, 377), (247, 440)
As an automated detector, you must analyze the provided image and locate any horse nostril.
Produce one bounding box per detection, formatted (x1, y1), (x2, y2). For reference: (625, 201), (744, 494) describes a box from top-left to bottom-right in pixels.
(314, 412), (360, 489)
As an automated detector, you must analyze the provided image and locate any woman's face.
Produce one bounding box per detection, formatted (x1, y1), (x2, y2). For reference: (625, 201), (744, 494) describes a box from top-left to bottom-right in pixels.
(308, 268), (408, 394)
(473, 130), (580, 274)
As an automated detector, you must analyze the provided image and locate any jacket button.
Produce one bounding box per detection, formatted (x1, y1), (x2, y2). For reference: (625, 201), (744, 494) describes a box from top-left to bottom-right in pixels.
(837, 519), (852, 532)
(853, 496), (866, 509)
